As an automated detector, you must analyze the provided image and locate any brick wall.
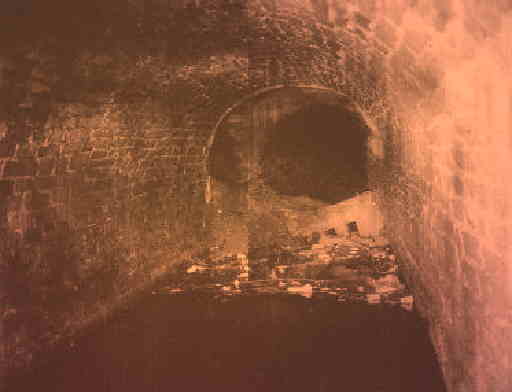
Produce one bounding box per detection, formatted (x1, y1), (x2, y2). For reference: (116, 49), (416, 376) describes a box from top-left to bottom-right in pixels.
(247, 1), (512, 390)
(0, 0), (249, 373)
(0, 60), (213, 371)
(339, 1), (512, 391)
(208, 85), (373, 256)
(2, 1), (512, 391)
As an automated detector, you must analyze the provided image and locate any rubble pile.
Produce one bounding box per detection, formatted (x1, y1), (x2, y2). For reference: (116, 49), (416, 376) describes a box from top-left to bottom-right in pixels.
(156, 228), (414, 312)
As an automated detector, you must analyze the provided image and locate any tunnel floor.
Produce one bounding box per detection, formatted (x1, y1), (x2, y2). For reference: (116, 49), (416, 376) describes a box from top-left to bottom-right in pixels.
(7, 233), (447, 392)
(6, 295), (446, 392)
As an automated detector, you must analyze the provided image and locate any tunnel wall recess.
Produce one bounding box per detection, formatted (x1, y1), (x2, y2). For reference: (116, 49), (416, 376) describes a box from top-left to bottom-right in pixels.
(1, 1), (511, 391)
(206, 84), (376, 258)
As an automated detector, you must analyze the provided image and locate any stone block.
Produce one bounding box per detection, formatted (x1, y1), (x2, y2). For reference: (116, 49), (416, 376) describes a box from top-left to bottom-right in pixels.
(452, 145), (465, 170)
(91, 128), (113, 138)
(16, 144), (35, 158)
(31, 80), (51, 94)
(413, 65), (440, 93)
(462, 231), (480, 260)
(357, 0), (377, 18)
(31, 191), (51, 210)
(87, 180), (113, 194)
(90, 150), (108, 160)
(89, 159), (114, 168)
(384, 4), (407, 26)
(390, 45), (416, 73)
(34, 176), (58, 190)
(144, 130), (169, 138)
(0, 140), (16, 158)
(0, 180), (14, 197)
(452, 175), (464, 196)
(37, 158), (55, 176)
(38, 146), (55, 158)
(460, 260), (479, 292)
(3, 159), (35, 177)
(451, 197), (465, 222)
(84, 166), (111, 178)
(91, 137), (113, 147)
(14, 179), (33, 193)
(353, 11), (371, 30)
(55, 158), (70, 175)
(69, 155), (88, 171)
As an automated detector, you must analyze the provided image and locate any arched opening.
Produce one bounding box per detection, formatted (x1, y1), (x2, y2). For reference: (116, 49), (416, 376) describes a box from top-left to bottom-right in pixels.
(206, 86), (383, 259)
(262, 101), (369, 203)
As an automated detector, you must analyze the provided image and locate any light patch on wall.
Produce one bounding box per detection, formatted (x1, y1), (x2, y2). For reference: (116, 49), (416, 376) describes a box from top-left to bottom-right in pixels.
(303, 191), (384, 237)
(0, 120), (7, 139)
(369, 136), (384, 159)
(6, 197), (31, 236)
(205, 176), (212, 204)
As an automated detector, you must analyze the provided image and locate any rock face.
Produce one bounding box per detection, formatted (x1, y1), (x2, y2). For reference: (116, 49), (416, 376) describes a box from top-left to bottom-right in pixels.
(1, 1), (512, 391)
(208, 86), (374, 257)
(312, 191), (383, 237)
(159, 230), (412, 311)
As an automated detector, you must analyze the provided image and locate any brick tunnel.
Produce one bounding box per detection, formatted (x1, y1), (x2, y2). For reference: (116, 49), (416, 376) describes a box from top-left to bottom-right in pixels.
(207, 86), (377, 257)
(1, 1), (512, 391)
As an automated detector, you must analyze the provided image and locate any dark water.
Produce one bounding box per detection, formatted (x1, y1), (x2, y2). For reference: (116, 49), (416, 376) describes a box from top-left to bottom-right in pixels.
(7, 293), (446, 392)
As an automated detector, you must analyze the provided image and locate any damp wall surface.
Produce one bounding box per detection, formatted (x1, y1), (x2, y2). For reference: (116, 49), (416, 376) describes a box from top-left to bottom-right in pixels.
(1, 1), (512, 391)
(0, 57), (214, 370)
(352, 2), (512, 391)
(208, 86), (374, 254)
(1, 0), (342, 373)
(0, 0), (250, 373)
(256, 1), (512, 390)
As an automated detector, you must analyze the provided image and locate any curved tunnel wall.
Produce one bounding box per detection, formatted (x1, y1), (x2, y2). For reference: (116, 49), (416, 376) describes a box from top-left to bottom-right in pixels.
(261, 100), (369, 203)
(0, 0), (251, 373)
(1, 1), (512, 391)
(319, 3), (512, 392)
(208, 85), (376, 256)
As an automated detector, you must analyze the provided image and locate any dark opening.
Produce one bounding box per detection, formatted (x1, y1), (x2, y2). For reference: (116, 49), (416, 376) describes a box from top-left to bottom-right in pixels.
(262, 103), (370, 204)
(210, 134), (240, 183)
(209, 125), (249, 185)
(7, 292), (447, 392)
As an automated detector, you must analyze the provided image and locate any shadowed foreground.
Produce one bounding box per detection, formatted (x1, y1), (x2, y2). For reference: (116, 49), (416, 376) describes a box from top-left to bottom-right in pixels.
(7, 292), (446, 392)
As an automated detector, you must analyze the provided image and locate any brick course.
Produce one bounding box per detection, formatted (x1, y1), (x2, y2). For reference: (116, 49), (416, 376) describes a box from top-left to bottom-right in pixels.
(1, 2), (512, 391)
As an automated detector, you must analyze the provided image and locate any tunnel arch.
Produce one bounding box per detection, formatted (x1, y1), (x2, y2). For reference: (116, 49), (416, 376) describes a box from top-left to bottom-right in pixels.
(205, 84), (373, 204)
(204, 83), (378, 259)
(2, 2), (512, 389)
(205, 85), (352, 173)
